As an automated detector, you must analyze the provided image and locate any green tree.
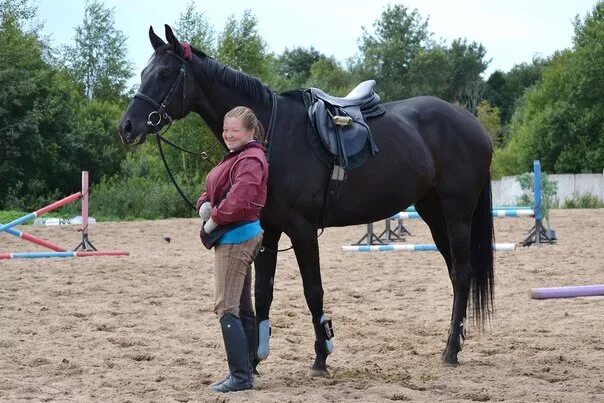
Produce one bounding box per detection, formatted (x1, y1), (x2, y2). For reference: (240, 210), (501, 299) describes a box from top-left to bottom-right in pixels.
(217, 10), (269, 79)
(447, 39), (489, 105)
(0, 0), (84, 209)
(70, 99), (128, 186)
(306, 57), (353, 95)
(406, 46), (451, 99)
(354, 4), (432, 101)
(0, 0), (43, 207)
(0, 0), (132, 211)
(174, 0), (216, 53)
(485, 58), (546, 125)
(63, 0), (132, 101)
(476, 100), (502, 146)
(278, 46), (325, 89)
(503, 2), (604, 174)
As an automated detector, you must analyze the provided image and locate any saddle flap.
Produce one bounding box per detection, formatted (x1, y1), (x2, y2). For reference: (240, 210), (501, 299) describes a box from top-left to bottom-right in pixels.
(309, 101), (371, 158)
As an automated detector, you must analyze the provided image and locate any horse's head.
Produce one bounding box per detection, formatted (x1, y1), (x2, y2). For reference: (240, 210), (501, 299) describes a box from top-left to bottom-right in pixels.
(118, 25), (193, 145)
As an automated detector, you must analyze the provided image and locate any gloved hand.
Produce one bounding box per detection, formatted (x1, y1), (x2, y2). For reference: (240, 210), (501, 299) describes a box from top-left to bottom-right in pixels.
(198, 201), (212, 222)
(203, 217), (218, 234)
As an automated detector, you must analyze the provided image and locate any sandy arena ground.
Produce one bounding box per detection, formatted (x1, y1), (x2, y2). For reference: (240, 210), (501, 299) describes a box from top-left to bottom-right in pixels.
(1, 209), (603, 402)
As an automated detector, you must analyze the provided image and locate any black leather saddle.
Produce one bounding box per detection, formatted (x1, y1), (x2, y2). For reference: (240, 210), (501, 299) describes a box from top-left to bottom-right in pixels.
(305, 80), (384, 170)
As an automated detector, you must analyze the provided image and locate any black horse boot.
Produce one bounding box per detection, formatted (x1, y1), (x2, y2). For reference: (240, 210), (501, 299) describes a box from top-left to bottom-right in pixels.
(211, 313), (253, 393)
(240, 311), (258, 379)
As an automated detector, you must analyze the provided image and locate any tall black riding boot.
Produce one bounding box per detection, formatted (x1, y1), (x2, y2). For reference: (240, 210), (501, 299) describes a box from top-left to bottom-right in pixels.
(240, 311), (258, 378)
(211, 313), (253, 393)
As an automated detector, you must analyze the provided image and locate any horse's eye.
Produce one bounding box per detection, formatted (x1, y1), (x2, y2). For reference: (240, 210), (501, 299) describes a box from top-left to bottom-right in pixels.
(157, 69), (171, 80)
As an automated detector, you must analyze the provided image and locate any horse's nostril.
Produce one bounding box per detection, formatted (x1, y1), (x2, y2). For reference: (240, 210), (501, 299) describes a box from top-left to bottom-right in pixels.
(118, 120), (134, 144)
(124, 120), (132, 135)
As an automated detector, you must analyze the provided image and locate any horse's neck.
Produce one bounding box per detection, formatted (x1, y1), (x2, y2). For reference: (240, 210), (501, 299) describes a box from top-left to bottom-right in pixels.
(189, 57), (273, 137)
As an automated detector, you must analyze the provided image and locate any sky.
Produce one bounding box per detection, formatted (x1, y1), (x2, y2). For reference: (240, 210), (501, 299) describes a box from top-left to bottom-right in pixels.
(35, 0), (598, 88)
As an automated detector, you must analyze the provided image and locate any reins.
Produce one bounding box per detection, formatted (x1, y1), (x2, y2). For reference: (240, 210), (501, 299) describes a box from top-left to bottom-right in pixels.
(153, 125), (219, 211)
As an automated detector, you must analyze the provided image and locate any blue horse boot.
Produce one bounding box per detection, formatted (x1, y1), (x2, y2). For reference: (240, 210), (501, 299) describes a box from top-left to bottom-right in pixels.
(211, 313), (253, 393)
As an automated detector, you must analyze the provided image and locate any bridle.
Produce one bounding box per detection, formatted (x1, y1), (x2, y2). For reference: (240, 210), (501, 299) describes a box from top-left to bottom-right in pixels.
(133, 50), (188, 133)
(131, 49), (218, 210)
(129, 46), (292, 253)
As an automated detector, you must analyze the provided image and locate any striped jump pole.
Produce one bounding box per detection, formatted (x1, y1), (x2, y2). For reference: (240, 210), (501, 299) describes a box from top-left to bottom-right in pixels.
(392, 210), (533, 220)
(0, 226), (66, 252)
(404, 206), (532, 213)
(0, 250), (129, 260)
(531, 284), (604, 299)
(342, 243), (516, 252)
(491, 209), (533, 217)
(393, 212), (421, 220)
(0, 192), (82, 233)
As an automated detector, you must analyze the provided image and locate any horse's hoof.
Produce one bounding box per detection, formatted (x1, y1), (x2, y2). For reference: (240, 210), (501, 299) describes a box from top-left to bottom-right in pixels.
(442, 354), (460, 367)
(307, 368), (330, 378)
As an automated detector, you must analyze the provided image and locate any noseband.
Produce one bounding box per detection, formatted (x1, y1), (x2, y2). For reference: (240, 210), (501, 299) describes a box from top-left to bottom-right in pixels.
(133, 51), (188, 133)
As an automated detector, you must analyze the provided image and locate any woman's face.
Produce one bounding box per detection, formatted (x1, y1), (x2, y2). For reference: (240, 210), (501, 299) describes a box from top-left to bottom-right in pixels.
(222, 117), (254, 151)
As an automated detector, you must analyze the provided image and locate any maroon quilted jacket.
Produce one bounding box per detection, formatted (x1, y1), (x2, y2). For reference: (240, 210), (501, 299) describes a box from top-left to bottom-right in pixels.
(196, 141), (269, 226)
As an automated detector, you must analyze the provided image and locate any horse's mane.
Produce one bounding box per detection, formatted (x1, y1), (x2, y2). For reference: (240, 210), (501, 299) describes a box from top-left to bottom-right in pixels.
(189, 46), (271, 102)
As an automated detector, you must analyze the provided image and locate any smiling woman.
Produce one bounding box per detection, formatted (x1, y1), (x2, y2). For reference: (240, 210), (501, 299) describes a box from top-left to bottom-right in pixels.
(193, 105), (269, 392)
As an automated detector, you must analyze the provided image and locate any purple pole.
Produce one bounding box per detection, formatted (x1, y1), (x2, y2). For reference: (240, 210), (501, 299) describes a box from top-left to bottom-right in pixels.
(531, 285), (604, 299)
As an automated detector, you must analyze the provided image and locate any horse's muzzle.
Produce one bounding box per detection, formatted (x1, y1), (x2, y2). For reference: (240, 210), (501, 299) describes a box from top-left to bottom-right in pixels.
(118, 118), (147, 145)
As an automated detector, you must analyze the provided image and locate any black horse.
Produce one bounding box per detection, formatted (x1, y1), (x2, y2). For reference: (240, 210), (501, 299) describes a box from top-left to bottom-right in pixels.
(118, 25), (494, 375)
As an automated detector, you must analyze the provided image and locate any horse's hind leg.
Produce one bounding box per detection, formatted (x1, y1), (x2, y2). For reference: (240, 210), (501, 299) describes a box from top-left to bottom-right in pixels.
(441, 213), (473, 365)
(415, 190), (452, 271)
(417, 190), (473, 365)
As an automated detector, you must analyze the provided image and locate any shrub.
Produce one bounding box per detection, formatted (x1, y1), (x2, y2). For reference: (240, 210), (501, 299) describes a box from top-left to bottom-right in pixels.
(0, 210), (29, 224)
(516, 171), (558, 226)
(86, 175), (200, 220)
(562, 193), (604, 208)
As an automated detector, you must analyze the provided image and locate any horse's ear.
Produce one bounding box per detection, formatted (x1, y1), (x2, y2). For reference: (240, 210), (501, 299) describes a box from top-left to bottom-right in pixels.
(149, 26), (165, 50)
(164, 24), (185, 57)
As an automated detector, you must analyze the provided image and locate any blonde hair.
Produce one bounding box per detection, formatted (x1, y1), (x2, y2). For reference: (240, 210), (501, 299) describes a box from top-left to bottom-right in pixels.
(224, 106), (266, 142)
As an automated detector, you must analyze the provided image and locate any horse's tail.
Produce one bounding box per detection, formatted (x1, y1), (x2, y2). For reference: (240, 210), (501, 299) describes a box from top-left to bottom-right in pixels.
(470, 174), (495, 326)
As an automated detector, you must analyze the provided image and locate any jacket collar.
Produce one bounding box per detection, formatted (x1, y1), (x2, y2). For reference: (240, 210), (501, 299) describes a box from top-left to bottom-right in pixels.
(222, 140), (264, 160)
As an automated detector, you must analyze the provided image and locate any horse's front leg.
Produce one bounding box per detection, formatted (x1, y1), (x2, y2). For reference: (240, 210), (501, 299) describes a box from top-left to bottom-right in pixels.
(253, 226), (282, 372)
(289, 218), (334, 377)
